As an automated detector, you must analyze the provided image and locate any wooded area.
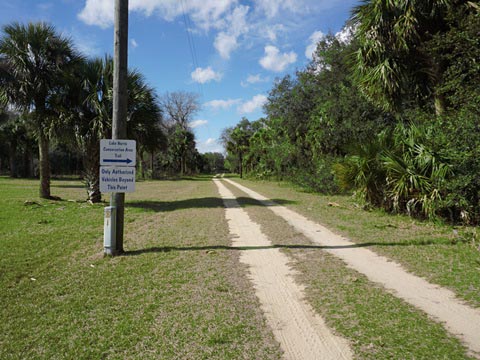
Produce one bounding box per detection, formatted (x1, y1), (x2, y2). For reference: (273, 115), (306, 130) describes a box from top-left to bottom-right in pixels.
(222, 1), (480, 224)
(0, 23), (225, 202)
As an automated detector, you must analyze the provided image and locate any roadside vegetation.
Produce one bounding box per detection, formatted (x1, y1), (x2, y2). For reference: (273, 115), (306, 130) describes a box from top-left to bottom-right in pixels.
(222, 2), (480, 226)
(0, 176), (281, 359)
(0, 23), (225, 202)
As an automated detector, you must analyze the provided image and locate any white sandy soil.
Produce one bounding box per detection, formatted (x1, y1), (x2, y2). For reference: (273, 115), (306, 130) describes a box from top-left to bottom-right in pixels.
(214, 179), (353, 360)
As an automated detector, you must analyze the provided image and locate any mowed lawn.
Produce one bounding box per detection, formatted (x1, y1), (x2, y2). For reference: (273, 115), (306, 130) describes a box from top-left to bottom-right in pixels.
(0, 176), (281, 359)
(1, 176), (479, 359)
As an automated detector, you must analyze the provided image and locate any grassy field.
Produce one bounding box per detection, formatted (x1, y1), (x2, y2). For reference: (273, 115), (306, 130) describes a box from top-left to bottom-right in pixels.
(1, 175), (478, 359)
(0, 176), (281, 359)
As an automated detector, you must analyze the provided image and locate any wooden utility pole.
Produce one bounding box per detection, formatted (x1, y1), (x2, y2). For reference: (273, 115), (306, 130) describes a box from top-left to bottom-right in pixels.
(111, 0), (128, 255)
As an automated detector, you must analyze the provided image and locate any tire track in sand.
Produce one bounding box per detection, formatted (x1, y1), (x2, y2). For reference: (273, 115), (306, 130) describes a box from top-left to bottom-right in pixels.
(223, 178), (480, 358)
(213, 179), (352, 360)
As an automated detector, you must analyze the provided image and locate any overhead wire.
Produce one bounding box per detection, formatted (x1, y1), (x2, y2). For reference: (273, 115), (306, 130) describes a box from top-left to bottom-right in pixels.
(180, 0), (205, 101)
(180, 0), (216, 153)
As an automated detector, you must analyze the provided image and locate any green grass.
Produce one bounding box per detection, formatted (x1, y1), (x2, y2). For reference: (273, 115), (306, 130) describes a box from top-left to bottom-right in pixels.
(225, 180), (475, 359)
(234, 178), (480, 309)
(0, 176), (281, 359)
(2, 175), (478, 359)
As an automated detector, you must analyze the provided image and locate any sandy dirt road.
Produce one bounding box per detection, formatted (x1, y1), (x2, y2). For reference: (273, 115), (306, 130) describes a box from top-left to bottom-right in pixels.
(222, 178), (480, 358)
(214, 179), (353, 360)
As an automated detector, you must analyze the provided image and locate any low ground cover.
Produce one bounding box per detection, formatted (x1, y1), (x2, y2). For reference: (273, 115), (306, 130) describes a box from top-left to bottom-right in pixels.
(0, 176), (281, 359)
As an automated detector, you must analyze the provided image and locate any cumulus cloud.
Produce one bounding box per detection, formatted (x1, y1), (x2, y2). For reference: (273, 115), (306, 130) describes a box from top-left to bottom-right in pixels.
(305, 30), (325, 59)
(214, 5), (249, 59)
(259, 45), (297, 72)
(197, 138), (223, 153)
(240, 74), (269, 87)
(190, 119), (208, 128)
(191, 67), (223, 84)
(78, 0), (236, 30)
(253, 0), (300, 18)
(78, 0), (113, 28)
(214, 32), (238, 59)
(238, 94), (268, 114)
(205, 99), (241, 110)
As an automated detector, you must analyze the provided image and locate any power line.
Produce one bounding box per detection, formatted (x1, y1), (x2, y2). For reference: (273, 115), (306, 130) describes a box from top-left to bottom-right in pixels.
(180, 0), (204, 100)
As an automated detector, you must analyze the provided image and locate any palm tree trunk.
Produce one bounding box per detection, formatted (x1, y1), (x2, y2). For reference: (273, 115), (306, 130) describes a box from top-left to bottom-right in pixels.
(181, 153), (185, 176)
(9, 142), (17, 178)
(83, 143), (101, 203)
(239, 153), (243, 179)
(38, 131), (51, 199)
(434, 93), (446, 117)
(150, 151), (155, 178)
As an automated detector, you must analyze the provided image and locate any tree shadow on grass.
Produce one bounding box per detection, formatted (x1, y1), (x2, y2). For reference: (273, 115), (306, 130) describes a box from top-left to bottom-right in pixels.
(51, 184), (85, 189)
(126, 197), (296, 212)
(123, 240), (450, 256)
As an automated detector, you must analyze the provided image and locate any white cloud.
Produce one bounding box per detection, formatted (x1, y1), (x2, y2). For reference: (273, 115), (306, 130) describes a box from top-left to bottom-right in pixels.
(78, 0), (114, 28)
(335, 25), (355, 44)
(214, 32), (238, 59)
(190, 119), (208, 128)
(78, 0), (237, 30)
(261, 24), (286, 42)
(253, 0), (300, 18)
(197, 138), (223, 153)
(259, 45), (297, 72)
(205, 99), (241, 110)
(191, 67), (223, 84)
(240, 74), (269, 87)
(305, 30), (325, 59)
(228, 5), (249, 35)
(213, 5), (249, 59)
(131, 38), (138, 48)
(238, 94), (268, 114)
(253, 0), (336, 19)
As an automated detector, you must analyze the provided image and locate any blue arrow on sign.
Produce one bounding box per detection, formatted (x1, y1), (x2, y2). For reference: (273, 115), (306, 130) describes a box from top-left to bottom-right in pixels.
(103, 158), (133, 164)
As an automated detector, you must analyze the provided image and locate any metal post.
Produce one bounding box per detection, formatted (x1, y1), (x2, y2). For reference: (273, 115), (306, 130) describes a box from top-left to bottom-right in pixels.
(110, 0), (128, 255)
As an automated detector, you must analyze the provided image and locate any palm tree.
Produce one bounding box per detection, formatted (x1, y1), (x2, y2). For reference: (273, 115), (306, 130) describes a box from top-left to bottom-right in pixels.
(60, 56), (164, 202)
(0, 22), (80, 198)
(352, 0), (465, 115)
(58, 57), (113, 202)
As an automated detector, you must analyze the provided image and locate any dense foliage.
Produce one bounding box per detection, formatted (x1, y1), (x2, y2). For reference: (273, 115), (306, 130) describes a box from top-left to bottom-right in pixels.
(0, 22), (218, 202)
(223, 2), (480, 224)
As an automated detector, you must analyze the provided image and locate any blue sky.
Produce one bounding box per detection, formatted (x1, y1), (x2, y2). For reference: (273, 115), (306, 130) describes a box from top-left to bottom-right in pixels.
(0, 0), (359, 153)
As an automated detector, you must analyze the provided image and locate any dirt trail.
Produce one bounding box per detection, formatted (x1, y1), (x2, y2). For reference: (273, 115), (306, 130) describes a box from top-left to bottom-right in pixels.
(213, 179), (353, 360)
(223, 178), (480, 357)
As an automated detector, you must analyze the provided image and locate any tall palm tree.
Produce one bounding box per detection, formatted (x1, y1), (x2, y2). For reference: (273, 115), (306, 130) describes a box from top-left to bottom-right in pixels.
(59, 57), (113, 203)
(60, 56), (164, 202)
(352, 0), (466, 115)
(0, 22), (80, 198)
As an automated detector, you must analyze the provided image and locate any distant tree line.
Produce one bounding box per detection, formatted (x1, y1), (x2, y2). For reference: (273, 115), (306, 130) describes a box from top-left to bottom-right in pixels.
(222, 1), (480, 224)
(0, 22), (224, 202)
